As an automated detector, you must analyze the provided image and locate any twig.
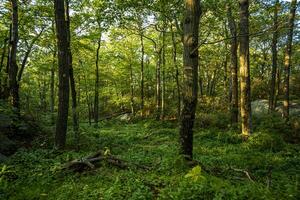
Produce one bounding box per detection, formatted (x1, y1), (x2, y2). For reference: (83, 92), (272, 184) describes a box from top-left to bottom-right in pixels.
(230, 167), (254, 182)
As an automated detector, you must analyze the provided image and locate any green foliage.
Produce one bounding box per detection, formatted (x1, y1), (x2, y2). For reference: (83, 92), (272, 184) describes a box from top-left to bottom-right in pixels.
(246, 132), (286, 152)
(1, 119), (299, 200)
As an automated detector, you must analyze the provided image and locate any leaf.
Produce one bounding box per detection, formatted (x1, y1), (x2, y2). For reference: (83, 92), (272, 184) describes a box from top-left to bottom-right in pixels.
(184, 165), (205, 182)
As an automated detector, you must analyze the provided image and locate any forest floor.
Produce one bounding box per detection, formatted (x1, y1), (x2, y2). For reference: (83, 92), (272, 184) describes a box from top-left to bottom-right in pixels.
(1, 116), (300, 200)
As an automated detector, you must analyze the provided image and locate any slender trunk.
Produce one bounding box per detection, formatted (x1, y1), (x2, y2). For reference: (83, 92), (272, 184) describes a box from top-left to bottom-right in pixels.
(66, 0), (79, 149)
(161, 30), (166, 120)
(129, 62), (135, 115)
(227, 3), (238, 124)
(82, 68), (91, 126)
(283, 0), (297, 121)
(274, 65), (281, 109)
(50, 22), (56, 125)
(199, 76), (203, 96)
(239, 0), (252, 138)
(54, 0), (70, 149)
(0, 38), (8, 82)
(155, 48), (162, 120)
(179, 0), (201, 160)
(269, 0), (279, 112)
(8, 0), (19, 114)
(94, 33), (101, 128)
(18, 28), (44, 83)
(140, 34), (144, 116)
(171, 25), (181, 118)
(50, 49), (56, 124)
(206, 73), (211, 95)
(2, 25), (12, 100)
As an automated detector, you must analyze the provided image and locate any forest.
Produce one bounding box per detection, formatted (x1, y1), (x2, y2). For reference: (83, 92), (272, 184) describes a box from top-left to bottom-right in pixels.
(0, 0), (300, 199)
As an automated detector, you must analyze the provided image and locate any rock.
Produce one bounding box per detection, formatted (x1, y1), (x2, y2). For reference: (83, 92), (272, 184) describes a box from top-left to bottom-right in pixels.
(119, 113), (132, 122)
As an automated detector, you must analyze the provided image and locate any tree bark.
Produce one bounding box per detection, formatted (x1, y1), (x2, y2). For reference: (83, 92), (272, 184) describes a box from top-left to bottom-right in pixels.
(8, 0), (19, 114)
(50, 21), (56, 125)
(269, 0), (279, 112)
(283, 0), (297, 121)
(54, 0), (70, 149)
(0, 38), (8, 79)
(161, 29), (166, 120)
(129, 62), (135, 115)
(50, 49), (56, 124)
(82, 67), (92, 126)
(171, 25), (181, 118)
(66, 0), (79, 149)
(155, 48), (162, 120)
(239, 0), (252, 138)
(227, 3), (238, 125)
(94, 33), (101, 128)
(0, 37), (8, 98)
(140, 34), (144, 116)
(179, 0), (201, 160)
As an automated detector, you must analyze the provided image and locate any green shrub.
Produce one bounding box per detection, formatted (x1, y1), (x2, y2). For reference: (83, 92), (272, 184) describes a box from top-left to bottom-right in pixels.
(246, 132), (285, 152)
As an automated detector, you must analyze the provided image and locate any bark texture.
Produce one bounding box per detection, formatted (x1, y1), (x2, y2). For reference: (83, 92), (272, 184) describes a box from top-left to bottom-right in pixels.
(8, 0), (19, 113)
(179, 0), (201, 159)
(227, 4), (238, 125)
(269, 0), (279, 112)
(239, 0), (252, 137)
(54, 0), (70, 149)
(94, 33), (101, 128)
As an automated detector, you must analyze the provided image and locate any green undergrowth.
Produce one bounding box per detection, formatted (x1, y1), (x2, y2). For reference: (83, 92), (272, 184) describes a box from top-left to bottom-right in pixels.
(1, 117), (299, 200)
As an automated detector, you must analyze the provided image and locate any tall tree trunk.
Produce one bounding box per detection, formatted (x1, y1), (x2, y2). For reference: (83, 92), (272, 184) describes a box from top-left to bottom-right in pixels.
(82, 68), (91, 126)
(66, 0), (79, 149)
(0, 38), (8, 85)
(227, 3), (239, 125)
(2, 25), (12, 100)
(50, 21), (56, 125)
(129, 62), (135, 115)
(274, 65), (281, 109)
(239, 0), (252, 138)
(179, 0), (201, 160)
(8, 0), (19, 114)
(155, 48), (162, 120)
(269, 0), (279, 112)
(50, 49), (56, 124)
(161, 30), (166, 119)
(171, 25), (181, 118)
(54, 0), (70, 149)
(283, 0), (297, 121)
(140, 34), (144, 116)
(94, 33), (101, 128)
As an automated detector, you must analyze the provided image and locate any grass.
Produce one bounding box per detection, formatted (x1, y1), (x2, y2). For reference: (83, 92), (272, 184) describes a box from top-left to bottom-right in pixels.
(1, 118), (300, 200)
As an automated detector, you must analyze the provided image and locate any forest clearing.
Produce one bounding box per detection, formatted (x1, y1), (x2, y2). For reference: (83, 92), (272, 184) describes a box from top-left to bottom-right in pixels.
(0, 0), (300, 199)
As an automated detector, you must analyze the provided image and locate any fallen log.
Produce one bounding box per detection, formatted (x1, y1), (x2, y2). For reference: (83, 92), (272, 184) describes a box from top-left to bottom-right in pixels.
(62, 150), (150, 172)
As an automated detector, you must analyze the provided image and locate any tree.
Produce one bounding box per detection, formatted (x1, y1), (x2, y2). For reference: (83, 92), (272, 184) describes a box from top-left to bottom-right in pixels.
(283, 0), (297, 121)
(227, 3), (238, 125)
(54, 0), (70, 149)
(94, 30), (101, 128)
(269, 0), (280, 112)
(66, 0), (79, 149)
(179, 0), (201, 159)
(239, 0), (252, 138)
(8, 0), (19, 114)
